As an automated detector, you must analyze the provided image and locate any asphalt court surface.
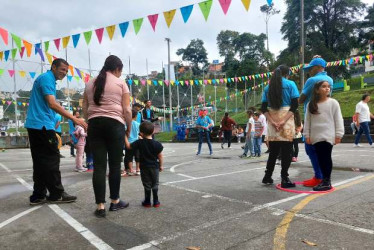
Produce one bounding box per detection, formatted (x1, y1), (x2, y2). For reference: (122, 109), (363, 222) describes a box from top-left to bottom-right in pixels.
(0, 142), (374, 249)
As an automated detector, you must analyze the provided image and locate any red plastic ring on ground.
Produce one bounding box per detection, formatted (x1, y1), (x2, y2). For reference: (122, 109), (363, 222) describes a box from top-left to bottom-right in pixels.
(276, 181), (336, 194)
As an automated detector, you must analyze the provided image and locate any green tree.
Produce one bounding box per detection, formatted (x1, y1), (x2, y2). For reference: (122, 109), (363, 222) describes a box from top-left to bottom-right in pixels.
(279, 0), (366, 77)
(56, 90), (65, 100)
(260, 3), (280, 52)
(359, 3), (374, 49)
(176, 39), (208, 76)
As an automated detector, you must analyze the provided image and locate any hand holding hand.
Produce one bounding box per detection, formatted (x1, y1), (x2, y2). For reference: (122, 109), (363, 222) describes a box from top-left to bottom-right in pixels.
(159, 165), (164, 172)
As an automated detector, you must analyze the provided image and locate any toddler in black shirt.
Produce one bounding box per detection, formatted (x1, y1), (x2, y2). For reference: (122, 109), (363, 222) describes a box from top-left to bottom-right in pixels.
(125, 121), (164, 207)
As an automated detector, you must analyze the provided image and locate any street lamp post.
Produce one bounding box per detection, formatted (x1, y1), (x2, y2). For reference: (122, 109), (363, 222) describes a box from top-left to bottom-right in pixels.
(165, 38), (172, 131)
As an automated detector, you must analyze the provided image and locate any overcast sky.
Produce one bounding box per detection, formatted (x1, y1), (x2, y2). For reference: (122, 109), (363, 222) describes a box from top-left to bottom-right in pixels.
(0, 0), (371, 92)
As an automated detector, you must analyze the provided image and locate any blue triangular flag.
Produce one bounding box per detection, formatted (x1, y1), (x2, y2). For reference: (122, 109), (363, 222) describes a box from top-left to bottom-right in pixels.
(175, 80), (179, 85)
(29, 72), (36, 79)
(180, 5), (194, 23)
(153, 80), (158, 86)
(67, 75), (73, 82)
(194, 80), (199, 85)
(34, 43), (41, 55)
(36, 48), (45, 62)
(228, 78), (231, 83)
(128, 79), (133, 85)
(119, 22), (129, 37)
(72, 34), (80, 48)
(4, 50), (10, 61)
(212, 79), (216, 84)
(267, 0), (273, 6)
(18, 102), (22, 106)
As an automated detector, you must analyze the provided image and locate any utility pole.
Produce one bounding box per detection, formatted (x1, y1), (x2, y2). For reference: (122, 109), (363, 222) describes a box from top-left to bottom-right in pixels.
(11, 39), (18, 134)
(146, 58), (149, 100)
(300, 0), (305, 89)
(165, 38), (172, 131)
(129, 56), (132, 101)
(65, 48), (70, 113)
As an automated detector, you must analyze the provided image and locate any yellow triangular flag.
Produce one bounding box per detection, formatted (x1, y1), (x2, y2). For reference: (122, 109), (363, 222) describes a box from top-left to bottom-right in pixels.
(241, 0), (251, 11)
(62, 36), (70, 49)
(208, 79), (212, 84)
(170, 80), (175, 85)
(190, 80), (194, 85)
(224, 78), (227, 83)
(147, 80), (152, 85)
(163, 9), (176, 28)
(106, 25), (116, 40)
(46, 52), (53, 64)
(19, 71), (26, 77)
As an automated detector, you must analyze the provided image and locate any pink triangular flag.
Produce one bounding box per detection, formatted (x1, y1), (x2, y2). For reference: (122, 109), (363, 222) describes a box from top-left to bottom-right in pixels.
(141, 79), (146, 86)
(95, 28), (104, 44)
(54, 38), (61, 51)
(147, 14), (159, 32)
(219, 0), (232, 15)
(19, 47), (25, 58)
(8, 70), (15, 77)
(0, 27), (8, 45)
(164, 80), (169, 86)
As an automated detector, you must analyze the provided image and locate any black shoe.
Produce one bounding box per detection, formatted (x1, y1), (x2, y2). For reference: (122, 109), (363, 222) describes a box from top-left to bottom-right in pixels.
(71, 154), (76, 157)
(262, 175), (274, 184)
(94, 209), (106, 218)
(29, 197), (46, 206)
(281, 177), (296, 188)
(59, 154), (65, 158)
(241, 146), (245, 149)
(109, 200), (129, 211)
(313, 179), (332, 191)
(47, 192), (77, 204)
(265, 150), (270, 154)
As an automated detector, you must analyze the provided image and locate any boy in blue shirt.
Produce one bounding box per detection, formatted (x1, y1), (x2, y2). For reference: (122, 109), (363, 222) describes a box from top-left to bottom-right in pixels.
(125, 121), (163, 207)
(195, 109), (214, 155)
(123, 109), (141, 176)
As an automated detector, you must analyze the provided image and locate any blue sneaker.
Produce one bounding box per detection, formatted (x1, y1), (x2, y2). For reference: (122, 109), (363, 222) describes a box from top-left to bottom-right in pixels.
(109, 200), (129, 211)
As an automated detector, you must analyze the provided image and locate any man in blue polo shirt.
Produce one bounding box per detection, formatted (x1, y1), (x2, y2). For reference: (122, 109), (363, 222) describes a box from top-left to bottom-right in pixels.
(299, 56), (333, 188)
(25, 58), (87, 205)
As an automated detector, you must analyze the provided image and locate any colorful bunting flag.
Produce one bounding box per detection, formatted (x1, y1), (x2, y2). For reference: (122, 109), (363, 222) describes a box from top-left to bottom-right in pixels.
(119, 22), (129, 37)
(0, 27), (8, 45)
(241, 0), (251, 11)
(148, 14), (159, 32)
(199, 0), (213, 21)
(72, 34), (80, 48)
(36, 48), (45, 62)
(0, 69), (4, 76)
(11, 33), (22, 50)
(46, 52), (53, 64)
(133, 18), (144, 35)
(19, 47), (25, 58)
(95, 28), (104, 44)
(163, 10), (176, 28)
(8, 70), (15, 77)
(54, 38), (61, 51)
(106, 25), (116, 40)
(44, 41), (50, 52)
(62, 36), (70, 49)
(23, 40), (32, 57)
(267, 0), (273, 6)
(19, 71), (26, 77)
(29, 72), (36, 79)
(219, 0), (232, 15)
(11, 48), (17, 59)
(84, 31), (92, 45)
(180, 5), (194, 23)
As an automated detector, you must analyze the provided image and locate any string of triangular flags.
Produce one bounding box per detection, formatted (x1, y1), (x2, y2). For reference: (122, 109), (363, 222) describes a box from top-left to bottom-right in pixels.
(0, 0), (253, 56)
(1, 53), (373, 88)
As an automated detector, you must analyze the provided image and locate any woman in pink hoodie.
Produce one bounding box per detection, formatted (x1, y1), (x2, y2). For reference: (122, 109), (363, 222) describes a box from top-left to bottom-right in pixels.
(74, 118), (88, 172)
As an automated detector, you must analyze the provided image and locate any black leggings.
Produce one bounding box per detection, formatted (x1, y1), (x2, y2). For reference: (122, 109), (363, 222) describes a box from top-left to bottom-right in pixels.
(265, 141), (293, 178)
(292, 138), (301, 157)
(223, 130), (232, 147)
(314, 141), (333, 180)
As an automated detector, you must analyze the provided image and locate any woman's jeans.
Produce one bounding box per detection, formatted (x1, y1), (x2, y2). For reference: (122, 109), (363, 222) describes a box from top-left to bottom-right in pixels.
(198, 131), (212, 154)
(253, 136), (262, 155)
(355, 121), (373, 145)
(243, 132), (255, 156)
(88, 117), (125, 204)
(314, 141), (333, 180)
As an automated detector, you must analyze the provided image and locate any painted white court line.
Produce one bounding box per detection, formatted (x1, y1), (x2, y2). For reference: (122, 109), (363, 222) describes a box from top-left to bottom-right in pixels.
(49, 205), (113, 250)
(169, 160), (200, 173)
(177, 173), (196, 179)
(268, 207), (374, 235)
(164, 166), (265, 185)
(132, 174), (370, 249)
(0, 206), (42, 229)
(0, 161), (113, 250)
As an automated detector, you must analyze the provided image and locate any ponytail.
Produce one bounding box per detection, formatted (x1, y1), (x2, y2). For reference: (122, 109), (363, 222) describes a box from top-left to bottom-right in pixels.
(93, 55), (123, 105)
(268, 65), (289, 110)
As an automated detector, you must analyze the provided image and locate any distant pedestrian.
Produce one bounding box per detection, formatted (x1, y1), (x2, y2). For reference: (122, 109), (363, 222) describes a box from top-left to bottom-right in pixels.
(253, 112), (264, 157)
(304, 81), (344, 191)
(25, 58), (87, 206)
(195, 109), (214, 155)
(354, 94), (374, 147)
(125, 121), (163, 208)
(240, 110), (255, 158)
(74, 118), (88, 172)
(261, 65), (299, 188)
(83, 55), (132, 218)
(257, 110), (269, 153)
(220, 112), (237, 149)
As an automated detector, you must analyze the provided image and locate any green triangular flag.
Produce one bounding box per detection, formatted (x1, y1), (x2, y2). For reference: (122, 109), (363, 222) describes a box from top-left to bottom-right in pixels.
(44, 41), (50, 52)
(133, 18), (144, 35)
(199, 80), (203, 85)
(134, 80), (139, 85)
(158, 80), (163, 86)
(11, 33), (22, 50)
(74, 76), (80, 81)
(84, 31), (92, 45)
(11, 48), (17, 59)
(0, 69), (4, 76)
(199, 0), (213, 21)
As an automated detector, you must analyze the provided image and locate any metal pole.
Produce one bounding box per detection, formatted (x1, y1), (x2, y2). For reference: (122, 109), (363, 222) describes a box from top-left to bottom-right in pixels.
(300, 0), (305, 89)
(146, 58), (149, 100)
(244, 80), (247, 110)
(65, 48), (70, 113)
(253, 78), (256, 106)
(129, 56), (132, 101)
(177, 84), (180, 124)
(190, 84), (193, 119)
(214, 85), (217, 124)
(235, 81), (238, 114)
(166, 38), (172, 131)
(40, 40), (44, 74)
(203, 71), (205, 107)
(11, 39), (18, 134)
(225, 83), (228, 112)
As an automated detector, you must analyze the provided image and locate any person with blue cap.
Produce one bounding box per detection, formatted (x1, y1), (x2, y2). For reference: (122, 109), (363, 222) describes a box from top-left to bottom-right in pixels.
(299, 56), (333, 188)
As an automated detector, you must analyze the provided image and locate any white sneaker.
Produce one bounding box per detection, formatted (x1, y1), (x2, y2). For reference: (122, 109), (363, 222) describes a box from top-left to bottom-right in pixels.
(353, 144), (362, 148)
(371, 144), (374, 148)
(75, 167), (88, 172)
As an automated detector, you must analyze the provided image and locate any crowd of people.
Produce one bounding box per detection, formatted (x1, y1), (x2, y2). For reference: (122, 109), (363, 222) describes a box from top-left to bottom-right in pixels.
(25, 54), (373, 218)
